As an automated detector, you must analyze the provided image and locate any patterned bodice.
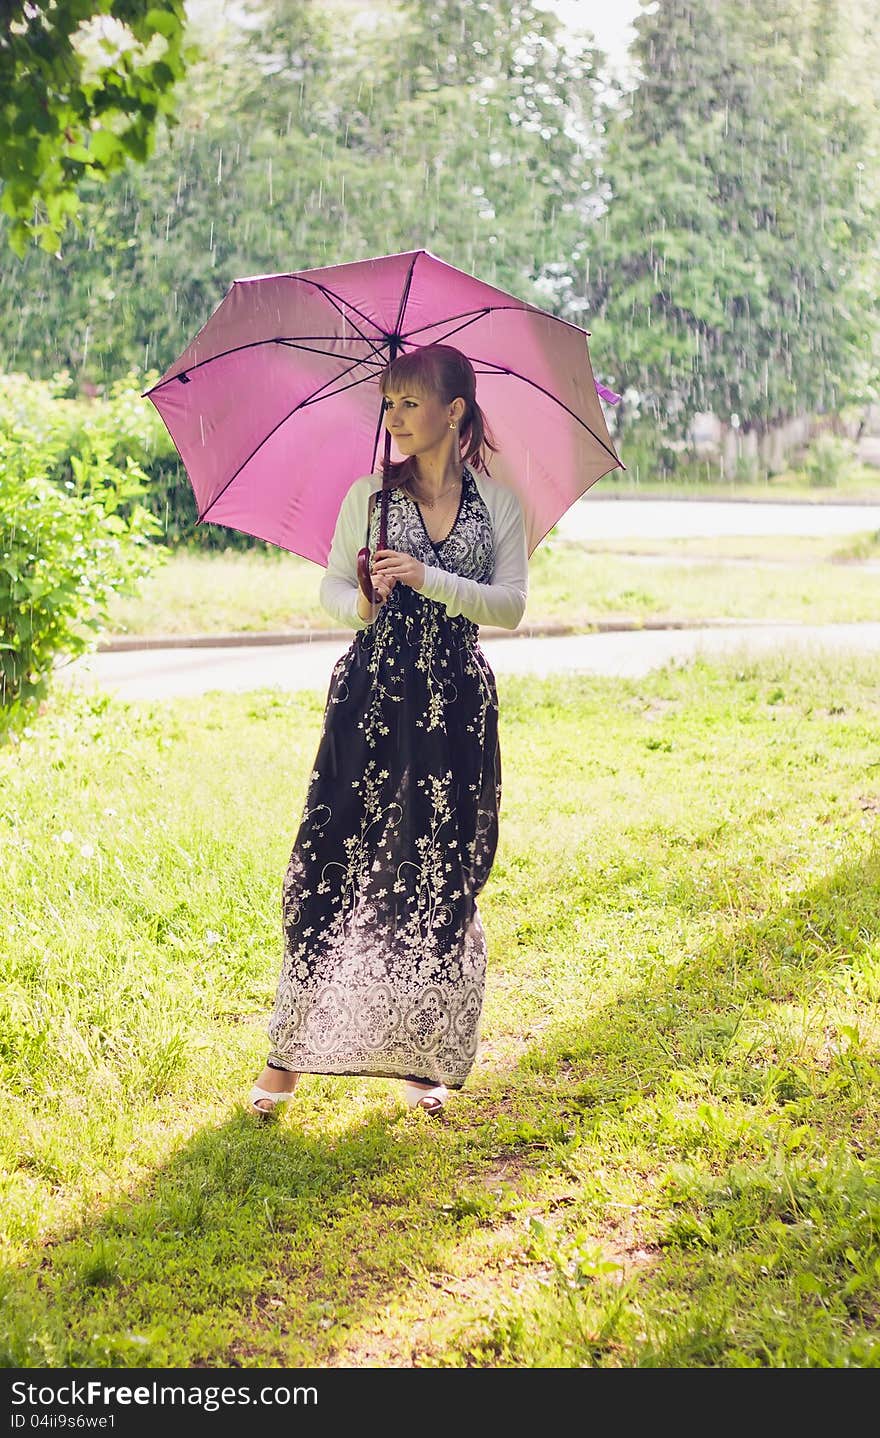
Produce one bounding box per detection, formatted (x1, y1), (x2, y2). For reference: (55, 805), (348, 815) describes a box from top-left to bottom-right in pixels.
(361, 463), (495, 649)
(367, 464), (494, 585)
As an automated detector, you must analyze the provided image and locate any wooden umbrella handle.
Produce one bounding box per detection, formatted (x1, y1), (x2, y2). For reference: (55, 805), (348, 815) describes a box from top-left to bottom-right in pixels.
(356, 546), (374, 602)
(356, 429), (393, 602)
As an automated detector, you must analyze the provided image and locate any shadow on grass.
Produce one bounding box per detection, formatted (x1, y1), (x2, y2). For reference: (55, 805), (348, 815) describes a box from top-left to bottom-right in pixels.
(3, 843), (879, 1369)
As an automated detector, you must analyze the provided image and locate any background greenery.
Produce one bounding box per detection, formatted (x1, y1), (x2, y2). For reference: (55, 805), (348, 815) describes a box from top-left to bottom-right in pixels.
(2, 0), (878, 458)
(3, 3), (880, 1370)
(2, 0), (880, 704)
(0, 1), (190, 256)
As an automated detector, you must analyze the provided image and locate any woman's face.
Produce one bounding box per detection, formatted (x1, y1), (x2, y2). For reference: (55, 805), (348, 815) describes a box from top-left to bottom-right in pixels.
(382, 386), (455, 456)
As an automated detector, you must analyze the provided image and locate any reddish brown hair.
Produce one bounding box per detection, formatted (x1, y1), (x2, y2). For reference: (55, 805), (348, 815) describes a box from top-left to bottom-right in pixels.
(377, 343), (499, 488)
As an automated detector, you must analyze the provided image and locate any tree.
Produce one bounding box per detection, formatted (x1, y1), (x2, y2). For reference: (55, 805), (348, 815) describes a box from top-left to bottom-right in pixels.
(554, 0), (880, 461)
(0, 0), (190, 255)
(0, 0), (610, 382)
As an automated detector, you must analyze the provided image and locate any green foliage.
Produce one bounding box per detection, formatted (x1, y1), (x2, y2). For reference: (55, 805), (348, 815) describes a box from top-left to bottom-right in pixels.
(0, 371), (291, 555)
(0, 378), (165, 709)
(559, 0), (880, 445)
(802, 432), (858, 488)
(0, 368), (172, 479)
(0, 0), (192, 255)
(0, 367), (190, 537)
(0, 0), (606, 382)
(600, 418), (670, 487)
(0, 0), (877, 476)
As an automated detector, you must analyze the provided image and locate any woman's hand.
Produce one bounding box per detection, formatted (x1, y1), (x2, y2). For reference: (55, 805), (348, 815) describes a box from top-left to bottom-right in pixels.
(356, 571), (396, 622)
(372, 572), (397, 603)
(371, 549), (426, 590)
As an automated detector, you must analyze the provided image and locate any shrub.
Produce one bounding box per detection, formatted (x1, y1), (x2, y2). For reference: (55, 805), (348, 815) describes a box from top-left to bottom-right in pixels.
(802, 433), (857, 489)
(604, 418), (664, 486)
(0, 371), (78, 485)
(0, 428), (164, 713)
(0, 369), (269, 553)
(0, 365), (178, 497)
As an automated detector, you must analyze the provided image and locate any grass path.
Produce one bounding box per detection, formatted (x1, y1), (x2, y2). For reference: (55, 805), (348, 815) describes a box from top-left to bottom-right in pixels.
(2, 652), (880, 1366)
(580, 533), (880, 563)
(104, 531), (880, 641)
(597, 468), (880, 503)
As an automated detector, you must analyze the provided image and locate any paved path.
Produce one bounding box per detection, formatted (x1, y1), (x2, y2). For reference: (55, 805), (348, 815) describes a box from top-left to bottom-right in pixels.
(53, 623), (880, 700)
(557, 498), (880, 541)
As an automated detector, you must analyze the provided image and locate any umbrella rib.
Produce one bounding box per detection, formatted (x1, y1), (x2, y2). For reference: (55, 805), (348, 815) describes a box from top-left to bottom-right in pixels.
(406, 309), (494, 350)
(368, 251), (420, 471)
(395, 252), (420, 337)
(402, 302), (592, 340)
(294, 366), (395, 406)
(460, 355), (622, 467)
(299, 282), (389, 356)
(145, 334), (388, 394)
(286, 275), (394, 344)
(276, 339), (391, 367)
(195, 358), (387, 522)
(145, 274), (394, 395)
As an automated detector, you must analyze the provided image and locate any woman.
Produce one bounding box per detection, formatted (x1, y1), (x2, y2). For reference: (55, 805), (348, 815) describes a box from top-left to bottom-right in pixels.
(248, 343), (528, 1116)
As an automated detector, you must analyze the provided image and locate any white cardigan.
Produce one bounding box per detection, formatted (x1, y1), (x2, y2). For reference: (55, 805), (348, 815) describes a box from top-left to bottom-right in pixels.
(319, 467), (529, 632)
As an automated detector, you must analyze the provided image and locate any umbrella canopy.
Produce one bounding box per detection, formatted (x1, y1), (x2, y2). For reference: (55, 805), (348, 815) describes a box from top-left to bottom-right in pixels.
(143, 247), (625, 564)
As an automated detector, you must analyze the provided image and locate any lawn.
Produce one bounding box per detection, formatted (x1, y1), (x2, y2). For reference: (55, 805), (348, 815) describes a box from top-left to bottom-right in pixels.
(582, 533), (880, 563)
(598, 462), (880, 504)
(2, 650), (879, 1367)
(103, 532), (880, 641)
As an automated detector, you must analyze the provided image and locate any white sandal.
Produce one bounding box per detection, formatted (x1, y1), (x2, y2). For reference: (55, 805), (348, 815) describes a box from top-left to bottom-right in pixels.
(248, 1082), (297, 1117)
(403, 1081), (449, 1113)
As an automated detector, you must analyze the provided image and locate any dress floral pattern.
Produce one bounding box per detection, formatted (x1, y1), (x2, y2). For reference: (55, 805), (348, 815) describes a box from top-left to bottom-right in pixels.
(267, 464), (500, 1088)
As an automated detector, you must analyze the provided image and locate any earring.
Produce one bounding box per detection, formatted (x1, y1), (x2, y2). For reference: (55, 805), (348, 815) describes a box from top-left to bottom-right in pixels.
(449, 421), (457, 430)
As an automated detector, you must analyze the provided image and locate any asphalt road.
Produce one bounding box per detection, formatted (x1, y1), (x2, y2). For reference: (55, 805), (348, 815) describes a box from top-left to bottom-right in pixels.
(53, 622), (880, 701)
(557, 497), (880, 540)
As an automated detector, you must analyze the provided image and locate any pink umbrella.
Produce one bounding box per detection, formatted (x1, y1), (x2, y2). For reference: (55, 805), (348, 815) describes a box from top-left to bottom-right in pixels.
(143, 247), (624, 563)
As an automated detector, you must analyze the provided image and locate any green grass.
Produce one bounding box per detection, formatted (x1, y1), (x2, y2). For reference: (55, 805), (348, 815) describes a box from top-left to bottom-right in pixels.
(2, 650), (880, 1366)
(582, 532), (880, 564)
(599, 462), (880, 503)
(104, 534), (880, 640)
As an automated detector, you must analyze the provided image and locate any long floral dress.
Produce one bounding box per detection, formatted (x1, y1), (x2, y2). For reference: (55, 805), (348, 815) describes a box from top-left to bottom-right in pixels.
(267, 464), (500, 1088)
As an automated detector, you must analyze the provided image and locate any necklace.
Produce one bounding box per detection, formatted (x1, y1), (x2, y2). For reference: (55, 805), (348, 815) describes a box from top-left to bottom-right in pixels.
(403, 471), (463, 510)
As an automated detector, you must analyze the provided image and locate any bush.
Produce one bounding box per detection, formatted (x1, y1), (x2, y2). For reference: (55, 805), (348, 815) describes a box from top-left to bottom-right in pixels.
(603, 418), (665, 485)
(802, 433), (857, 489)
(0, 370), (272, 553)
(0, 371), (79, 485)
(0, 427), (164, 713)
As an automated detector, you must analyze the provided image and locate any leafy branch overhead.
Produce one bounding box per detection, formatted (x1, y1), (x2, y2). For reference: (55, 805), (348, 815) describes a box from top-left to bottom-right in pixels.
(0, 0), (191, 255)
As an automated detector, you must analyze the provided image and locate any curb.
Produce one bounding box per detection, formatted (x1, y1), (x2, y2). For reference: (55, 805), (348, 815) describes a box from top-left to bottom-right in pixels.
(586, 488), (880, 506)
(96, 617), (801, 654)
(589, 493), (880, 507)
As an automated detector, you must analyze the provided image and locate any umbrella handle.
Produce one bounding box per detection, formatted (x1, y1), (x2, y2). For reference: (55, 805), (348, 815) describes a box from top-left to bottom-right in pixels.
(356, 483), (383, 601)
(378, 429), (390, 551)
(356, 407), (393, 603)
(356, 545), (375, 602)
(378, 484), (389, 551)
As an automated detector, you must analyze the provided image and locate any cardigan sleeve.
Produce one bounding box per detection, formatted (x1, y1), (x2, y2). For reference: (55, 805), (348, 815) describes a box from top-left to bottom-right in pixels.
(318, 479), (374, 631)
(415, 483), (528, 630)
